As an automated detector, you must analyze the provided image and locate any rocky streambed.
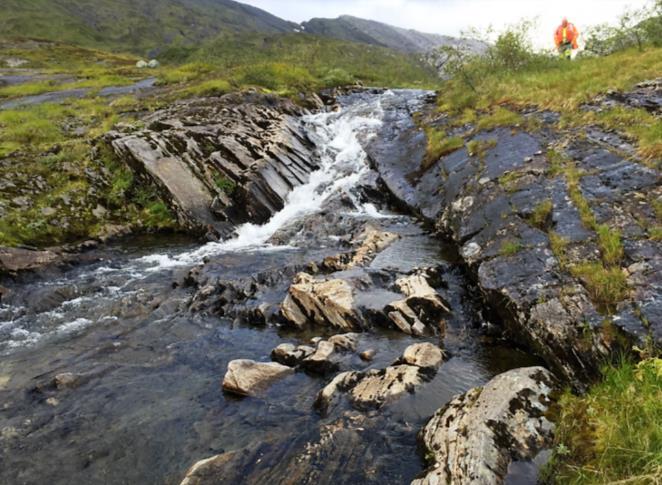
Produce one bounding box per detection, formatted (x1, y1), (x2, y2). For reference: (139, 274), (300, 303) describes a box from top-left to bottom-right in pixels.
(0, 86), (658, 484)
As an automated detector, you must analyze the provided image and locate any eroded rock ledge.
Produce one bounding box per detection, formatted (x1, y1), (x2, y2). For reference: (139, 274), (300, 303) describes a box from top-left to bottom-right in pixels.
(106, 92), (321, 236)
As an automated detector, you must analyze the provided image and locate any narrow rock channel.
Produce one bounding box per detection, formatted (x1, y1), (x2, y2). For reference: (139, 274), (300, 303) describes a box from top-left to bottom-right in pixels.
(1, 90), (553, 485)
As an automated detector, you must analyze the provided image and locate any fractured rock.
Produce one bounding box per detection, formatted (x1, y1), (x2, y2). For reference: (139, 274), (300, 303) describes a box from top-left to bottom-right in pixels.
(412, 367), (557, 485)
(315, 342), (444, 414)
(106, 92), (320, 235)
(222, 360), (294, 397)
(384, 270), (450, 336)
(281, 273), (362, 331)
(322, 227), (400, 271)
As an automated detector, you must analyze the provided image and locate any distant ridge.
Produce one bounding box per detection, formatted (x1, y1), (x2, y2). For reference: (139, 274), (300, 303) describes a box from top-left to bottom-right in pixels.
(301, 15), (483, 53)
(0, 0), (297, 55)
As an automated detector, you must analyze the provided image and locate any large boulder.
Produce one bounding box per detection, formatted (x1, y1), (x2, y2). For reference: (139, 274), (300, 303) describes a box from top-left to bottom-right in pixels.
(222, 360), (294, 397)
(412, 367), (557, 485)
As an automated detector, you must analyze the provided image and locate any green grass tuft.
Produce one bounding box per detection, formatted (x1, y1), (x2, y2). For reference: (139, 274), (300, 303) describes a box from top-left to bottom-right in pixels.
(596, 224), (624, 267)
(475, 107), (522, 131)
(422, 128), (464, 170)
(528, 199), (554, 230)
(571, 262), (629, 310)
(499, 239), (523, 256)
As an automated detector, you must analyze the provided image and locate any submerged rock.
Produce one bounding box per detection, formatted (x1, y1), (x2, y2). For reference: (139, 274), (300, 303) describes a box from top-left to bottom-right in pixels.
(222, 360), (294, 397)
(0, 247), (62, 275)
(412, 367), (556, 485)
(53, 372), (80, 390)
(322, 226), (400, 271)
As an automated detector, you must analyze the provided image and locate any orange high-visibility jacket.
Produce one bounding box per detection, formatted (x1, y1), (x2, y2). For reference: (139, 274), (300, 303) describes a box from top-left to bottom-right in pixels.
(555, 23), (579, 49)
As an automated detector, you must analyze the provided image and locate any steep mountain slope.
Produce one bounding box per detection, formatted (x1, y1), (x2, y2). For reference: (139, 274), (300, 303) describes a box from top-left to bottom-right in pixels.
(0, 0), (296, 55)
(301, 15), (479, 53)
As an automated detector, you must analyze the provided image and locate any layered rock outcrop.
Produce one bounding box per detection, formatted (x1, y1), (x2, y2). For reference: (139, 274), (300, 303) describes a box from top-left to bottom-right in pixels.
(280, 268), (451, 335)
(106, 92), (320, 236)
(366, 86), (661, 380)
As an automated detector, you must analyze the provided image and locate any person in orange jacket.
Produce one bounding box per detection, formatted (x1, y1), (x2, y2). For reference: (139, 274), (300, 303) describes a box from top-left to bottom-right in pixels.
(555, 18), (579, 59)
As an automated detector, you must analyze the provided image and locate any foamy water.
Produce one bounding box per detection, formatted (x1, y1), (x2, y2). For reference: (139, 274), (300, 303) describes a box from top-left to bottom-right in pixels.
(136, 94), (389, 270)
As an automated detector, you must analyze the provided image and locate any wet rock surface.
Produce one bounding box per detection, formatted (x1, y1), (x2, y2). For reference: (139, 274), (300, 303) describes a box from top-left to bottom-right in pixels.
(413, 367), (556, 485)
(585, 78), (662, 115)
(366, 85), (661, 380)
(222, 359), (295, 397)
(315, 342), (444, 414)
(0, 247), (62, 275)
(106, 92), (321, 236)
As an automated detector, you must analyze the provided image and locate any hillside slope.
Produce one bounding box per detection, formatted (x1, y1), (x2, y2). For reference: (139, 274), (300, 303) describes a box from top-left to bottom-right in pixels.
(0, 0), (296, 55)
(301, 15), (481, 53)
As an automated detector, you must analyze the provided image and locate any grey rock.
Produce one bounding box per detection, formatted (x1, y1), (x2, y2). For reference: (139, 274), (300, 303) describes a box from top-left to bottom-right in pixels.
(106, 92), (319, 236)
(222, 360), (294, 397)
(413, 367), (556, 485)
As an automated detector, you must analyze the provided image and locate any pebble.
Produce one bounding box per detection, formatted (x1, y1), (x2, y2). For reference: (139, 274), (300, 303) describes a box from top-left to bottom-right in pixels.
(359, 349), (376, 361)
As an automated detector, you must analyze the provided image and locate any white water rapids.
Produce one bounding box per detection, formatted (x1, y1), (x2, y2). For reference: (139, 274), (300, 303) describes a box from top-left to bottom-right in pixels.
(138, 90), (391, 269)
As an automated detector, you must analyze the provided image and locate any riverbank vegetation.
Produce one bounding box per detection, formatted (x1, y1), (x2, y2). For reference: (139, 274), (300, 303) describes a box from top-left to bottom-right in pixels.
(433, 1), (662, 164)
(544, 358), (662, 484)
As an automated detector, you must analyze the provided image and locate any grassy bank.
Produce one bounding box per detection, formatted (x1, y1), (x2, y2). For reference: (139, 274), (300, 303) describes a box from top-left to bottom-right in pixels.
(544, 358), (662, 484)
(425, 21), (661, 484)
(435, 46), (662, 164)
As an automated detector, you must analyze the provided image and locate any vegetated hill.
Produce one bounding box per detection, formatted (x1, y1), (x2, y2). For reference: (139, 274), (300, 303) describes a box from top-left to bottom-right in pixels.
(0, 0), (296, 55)
(301, 15), (482, 53)
(171, 32), (441, 89)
